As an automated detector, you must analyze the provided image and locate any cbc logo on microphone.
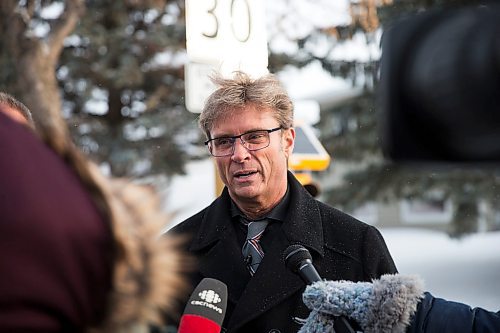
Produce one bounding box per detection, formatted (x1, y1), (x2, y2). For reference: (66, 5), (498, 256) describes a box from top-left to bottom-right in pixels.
(191, 289), (223, 314)
(199, 289), (221, 304)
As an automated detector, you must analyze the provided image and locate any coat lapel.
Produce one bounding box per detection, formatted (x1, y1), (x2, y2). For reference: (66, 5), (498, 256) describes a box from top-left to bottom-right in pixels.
(282, 171), (325, 256)
(227, 172), (326, 331)
(197, 234), (250, 303)
(227, 223), (302, 331)
(189, 189), (250, 303)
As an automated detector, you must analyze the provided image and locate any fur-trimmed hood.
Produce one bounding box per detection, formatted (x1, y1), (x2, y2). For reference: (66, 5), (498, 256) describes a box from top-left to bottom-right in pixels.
(90, 171), (191, 333)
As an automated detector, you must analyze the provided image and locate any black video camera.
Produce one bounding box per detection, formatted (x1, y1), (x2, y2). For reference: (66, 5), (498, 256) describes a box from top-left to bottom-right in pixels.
(379, 3), (500, 163)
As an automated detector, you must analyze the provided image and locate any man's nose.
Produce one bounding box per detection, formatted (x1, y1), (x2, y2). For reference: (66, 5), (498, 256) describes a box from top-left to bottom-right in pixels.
(231, 139), (250, 162)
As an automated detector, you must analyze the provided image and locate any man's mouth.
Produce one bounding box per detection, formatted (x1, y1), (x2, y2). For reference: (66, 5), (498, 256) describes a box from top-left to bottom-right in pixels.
(234, 171), (257, 179)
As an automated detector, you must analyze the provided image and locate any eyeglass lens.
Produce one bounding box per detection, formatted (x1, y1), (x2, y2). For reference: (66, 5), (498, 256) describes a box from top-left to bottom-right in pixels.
(210, 130), (271, 156)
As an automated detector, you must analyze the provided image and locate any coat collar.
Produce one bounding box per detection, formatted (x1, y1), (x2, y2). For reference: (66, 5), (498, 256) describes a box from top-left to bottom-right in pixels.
(189, 171), (325, 330)
(190, 171), (324, 255)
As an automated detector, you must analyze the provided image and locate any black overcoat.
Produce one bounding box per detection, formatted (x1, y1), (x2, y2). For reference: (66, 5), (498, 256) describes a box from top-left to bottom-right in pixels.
(170, 171), (397, 333)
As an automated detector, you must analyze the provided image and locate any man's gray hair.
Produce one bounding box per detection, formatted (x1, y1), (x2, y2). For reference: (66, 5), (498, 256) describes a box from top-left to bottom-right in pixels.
(199, 71), (294, 138)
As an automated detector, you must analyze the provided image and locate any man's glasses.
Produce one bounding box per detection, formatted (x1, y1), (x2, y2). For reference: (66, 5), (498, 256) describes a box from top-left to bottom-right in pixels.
(205, 127), (283, 157)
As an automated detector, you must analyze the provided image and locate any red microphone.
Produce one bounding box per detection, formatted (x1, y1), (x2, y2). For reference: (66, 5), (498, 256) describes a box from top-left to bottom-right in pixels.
(178, 278), (228, 333)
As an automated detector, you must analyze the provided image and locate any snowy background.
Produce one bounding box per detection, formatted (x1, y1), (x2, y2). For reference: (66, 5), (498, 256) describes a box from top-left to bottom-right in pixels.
(163, 159), (500, 312)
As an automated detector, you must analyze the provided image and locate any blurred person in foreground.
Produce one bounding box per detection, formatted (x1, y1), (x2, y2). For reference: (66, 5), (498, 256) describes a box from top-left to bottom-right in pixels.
(0, 91), (188, 333)
(168, 71), (398, 332)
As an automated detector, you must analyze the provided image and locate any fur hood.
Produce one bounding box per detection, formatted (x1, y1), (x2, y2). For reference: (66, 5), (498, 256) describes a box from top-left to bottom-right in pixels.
(90, 170), (191, 333)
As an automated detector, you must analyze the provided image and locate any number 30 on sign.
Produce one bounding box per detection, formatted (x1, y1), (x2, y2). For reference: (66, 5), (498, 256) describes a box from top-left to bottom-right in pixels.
(185, 0), (267, 67)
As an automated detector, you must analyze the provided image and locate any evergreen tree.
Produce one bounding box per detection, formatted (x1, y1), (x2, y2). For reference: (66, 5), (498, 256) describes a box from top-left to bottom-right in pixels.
(0, 0), (197, 178)
(59, 0), (196, 177)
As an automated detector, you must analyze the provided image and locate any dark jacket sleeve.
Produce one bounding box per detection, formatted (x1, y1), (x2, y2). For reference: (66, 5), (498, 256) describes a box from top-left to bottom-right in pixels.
(408, 292), (500, 333)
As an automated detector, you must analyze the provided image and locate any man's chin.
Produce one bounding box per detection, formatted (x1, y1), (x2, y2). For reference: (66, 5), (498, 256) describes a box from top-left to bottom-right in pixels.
(229, 187), (259, 201)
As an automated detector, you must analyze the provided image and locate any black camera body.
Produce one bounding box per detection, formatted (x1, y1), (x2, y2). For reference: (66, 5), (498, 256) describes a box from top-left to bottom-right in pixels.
(379, 3), (500, 163)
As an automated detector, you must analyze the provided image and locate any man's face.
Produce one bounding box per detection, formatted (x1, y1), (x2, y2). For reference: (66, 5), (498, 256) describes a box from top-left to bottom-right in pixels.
(210, 104), (295, 210)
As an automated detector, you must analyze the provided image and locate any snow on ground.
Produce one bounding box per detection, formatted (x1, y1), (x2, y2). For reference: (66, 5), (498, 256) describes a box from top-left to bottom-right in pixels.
(162, 159), (216, 229)
(163, 159), (500, 311)
(382, 228), (500, 311)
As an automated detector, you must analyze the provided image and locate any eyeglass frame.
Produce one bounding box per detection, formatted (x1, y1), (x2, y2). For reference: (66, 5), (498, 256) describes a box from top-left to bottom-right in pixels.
(204, 126), (283, 157)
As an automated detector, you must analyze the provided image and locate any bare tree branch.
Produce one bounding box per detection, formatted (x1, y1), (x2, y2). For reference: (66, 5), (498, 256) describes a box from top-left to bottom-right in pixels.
(25, 0), (36, 19)
(47, 0), (85, 64)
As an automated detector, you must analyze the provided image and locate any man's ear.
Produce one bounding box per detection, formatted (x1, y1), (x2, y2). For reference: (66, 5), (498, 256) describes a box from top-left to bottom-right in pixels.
(283, 127), (295, 158)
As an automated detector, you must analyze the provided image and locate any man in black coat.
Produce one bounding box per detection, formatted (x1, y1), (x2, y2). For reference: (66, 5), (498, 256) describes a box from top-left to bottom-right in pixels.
(169, 71), (397, 333)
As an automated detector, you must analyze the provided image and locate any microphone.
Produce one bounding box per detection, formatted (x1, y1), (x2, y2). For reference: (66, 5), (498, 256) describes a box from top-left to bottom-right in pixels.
(300, 274), (424, 333)
(178, 278), (228, 333)
(284, 244), (321, 284)
(284, 245), (355, 333)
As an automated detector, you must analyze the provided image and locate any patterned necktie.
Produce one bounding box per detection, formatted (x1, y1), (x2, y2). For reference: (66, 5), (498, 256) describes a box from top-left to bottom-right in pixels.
(241, 218), (269, 276)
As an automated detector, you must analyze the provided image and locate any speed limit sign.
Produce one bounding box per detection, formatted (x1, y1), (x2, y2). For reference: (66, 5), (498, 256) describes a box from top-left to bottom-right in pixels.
(185, 0), (268, 112)
(186, 0), (267, 67)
